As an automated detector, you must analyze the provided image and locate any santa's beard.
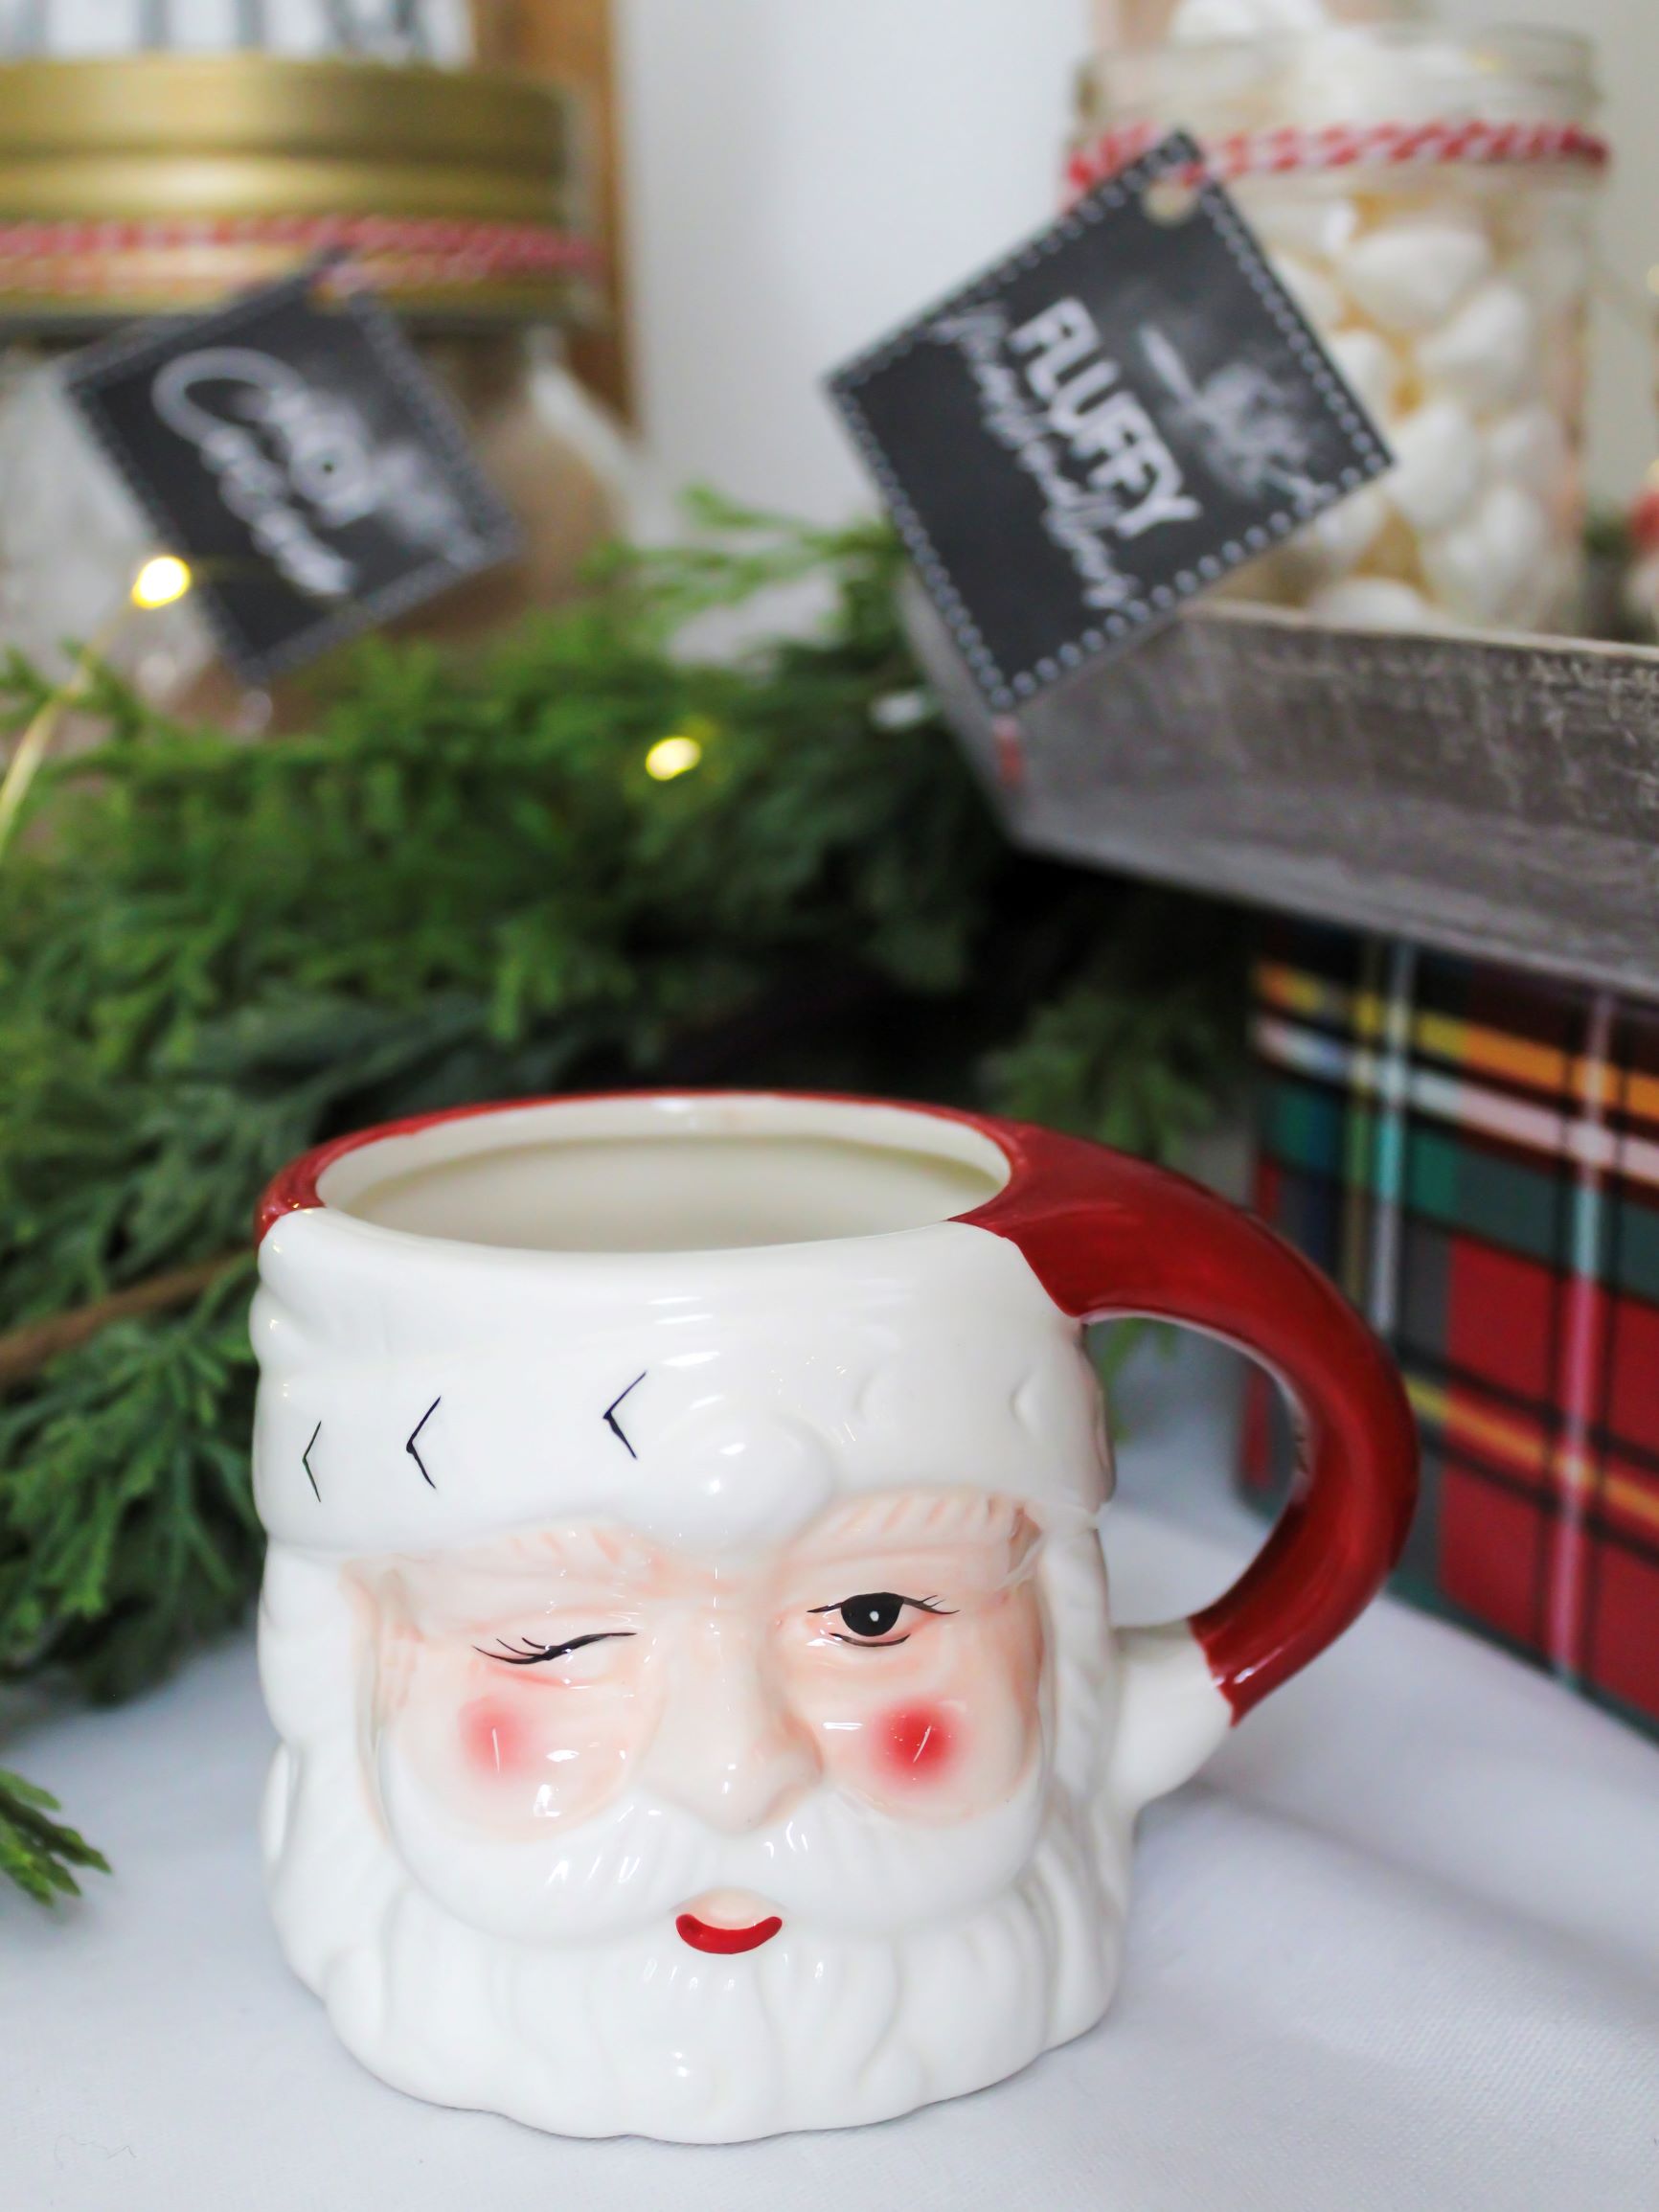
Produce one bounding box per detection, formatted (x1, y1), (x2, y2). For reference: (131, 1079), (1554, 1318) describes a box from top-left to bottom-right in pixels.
(267, 1725), (1123, 2140)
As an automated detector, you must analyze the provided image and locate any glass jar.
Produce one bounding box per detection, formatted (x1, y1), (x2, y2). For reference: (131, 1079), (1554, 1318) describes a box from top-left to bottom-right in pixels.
(1075, 26), (1604, 634)
(0, 53), (627, 723)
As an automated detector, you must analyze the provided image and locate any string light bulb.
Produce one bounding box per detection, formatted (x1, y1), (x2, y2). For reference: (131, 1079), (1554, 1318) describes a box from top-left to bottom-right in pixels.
(645, 733), (704, 782)
(131, 556), (193, 611)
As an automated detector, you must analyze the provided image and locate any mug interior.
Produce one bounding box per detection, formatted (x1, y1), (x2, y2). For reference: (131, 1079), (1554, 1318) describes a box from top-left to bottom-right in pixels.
(314, 1095), (1011, 1255)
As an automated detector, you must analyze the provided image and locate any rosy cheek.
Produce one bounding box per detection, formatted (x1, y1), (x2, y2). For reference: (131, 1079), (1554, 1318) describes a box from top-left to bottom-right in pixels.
(876, 1702), (959, 1787)
(458, 1696), (533, 1779)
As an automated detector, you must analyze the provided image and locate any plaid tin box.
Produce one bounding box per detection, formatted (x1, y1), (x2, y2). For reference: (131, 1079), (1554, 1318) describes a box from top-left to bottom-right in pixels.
(1241, 924), (1659, 1738)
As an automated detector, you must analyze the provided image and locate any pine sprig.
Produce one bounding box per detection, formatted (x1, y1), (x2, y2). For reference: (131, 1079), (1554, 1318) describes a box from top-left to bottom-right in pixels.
(0, 1767), (109, 1903)
(0, 1266), (260, 1699)
(987, 903), (1244, 1162)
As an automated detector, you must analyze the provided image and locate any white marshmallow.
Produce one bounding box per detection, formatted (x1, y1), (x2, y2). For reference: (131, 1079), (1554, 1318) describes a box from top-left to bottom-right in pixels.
(1484, 403), (1569, 504)
(1326, 328), (1401, 423)
(1420, 481), (1552, 627)
(1244, 188), (1359, 262)
(1385, 399), (1483, 534)
(1494, 482), (1555, 596)
(1269, 248), (1345, 331)
(1170, 0), (1328, 43)
(1282, 30), (1508, 128)
(1339, 218), (1492, 334)
(1292, 481), (1391, 579)
(1307, 578), (1443, 632)
(1416, 278), (1536, 412)
(1419, 520), (1501, 626)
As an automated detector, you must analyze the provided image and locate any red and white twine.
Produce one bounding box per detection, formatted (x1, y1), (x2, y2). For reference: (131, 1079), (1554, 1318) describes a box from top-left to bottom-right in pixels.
(1067, 117), (1610, 200)
(0, 212), (598, 299)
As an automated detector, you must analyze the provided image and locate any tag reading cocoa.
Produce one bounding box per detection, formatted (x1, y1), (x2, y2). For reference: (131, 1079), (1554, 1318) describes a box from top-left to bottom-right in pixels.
(64, 269), (519, 685)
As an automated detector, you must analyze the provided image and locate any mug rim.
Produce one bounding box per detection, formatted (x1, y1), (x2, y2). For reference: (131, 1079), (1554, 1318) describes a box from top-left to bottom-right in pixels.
(255, 1088), (1033, 1262)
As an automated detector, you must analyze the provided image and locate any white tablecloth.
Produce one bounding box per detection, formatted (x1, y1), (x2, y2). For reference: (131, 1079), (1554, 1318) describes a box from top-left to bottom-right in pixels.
(5, 1343), (1657, 2210)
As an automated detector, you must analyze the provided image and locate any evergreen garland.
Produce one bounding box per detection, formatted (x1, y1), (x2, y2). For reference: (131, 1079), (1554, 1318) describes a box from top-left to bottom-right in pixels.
(0, 1768), (108, 1903)
(0, 505), (1242, 1904)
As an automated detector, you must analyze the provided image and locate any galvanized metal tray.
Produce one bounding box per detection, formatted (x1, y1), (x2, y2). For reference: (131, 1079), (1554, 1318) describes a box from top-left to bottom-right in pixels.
(904, 585), (1659, 998)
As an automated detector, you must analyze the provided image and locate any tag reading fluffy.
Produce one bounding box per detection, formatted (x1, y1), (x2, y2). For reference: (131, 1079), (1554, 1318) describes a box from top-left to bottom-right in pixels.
(64, 270), (519, 685)
(829, 133), (1390, 711)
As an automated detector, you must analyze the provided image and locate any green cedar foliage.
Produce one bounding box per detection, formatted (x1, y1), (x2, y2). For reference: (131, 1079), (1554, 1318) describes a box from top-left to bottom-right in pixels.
(0, 1767), (109, 1903)
(0, 505), (1242, 1902)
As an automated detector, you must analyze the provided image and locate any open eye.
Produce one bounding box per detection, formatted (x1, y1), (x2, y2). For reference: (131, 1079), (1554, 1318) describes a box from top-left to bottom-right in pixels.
(808, 1593), (953, 1646)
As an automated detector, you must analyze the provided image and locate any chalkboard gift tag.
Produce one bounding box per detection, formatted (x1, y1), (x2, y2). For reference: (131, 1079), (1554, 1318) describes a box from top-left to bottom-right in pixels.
(63, 268), (520, 686)
(829, 132), (1391, 714)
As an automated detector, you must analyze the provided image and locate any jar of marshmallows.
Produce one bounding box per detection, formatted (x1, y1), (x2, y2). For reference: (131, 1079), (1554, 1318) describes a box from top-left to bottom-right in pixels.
(1075, 9), (1605, 633)
(0, 46), (625, 726)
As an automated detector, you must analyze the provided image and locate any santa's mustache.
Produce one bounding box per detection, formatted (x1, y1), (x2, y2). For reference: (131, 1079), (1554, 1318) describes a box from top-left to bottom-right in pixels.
(375, 1734), (1049, 1946)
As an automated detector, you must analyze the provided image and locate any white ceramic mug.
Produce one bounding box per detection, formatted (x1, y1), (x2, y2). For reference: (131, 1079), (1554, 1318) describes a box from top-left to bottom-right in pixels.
(252, 1089), (1416, 2142)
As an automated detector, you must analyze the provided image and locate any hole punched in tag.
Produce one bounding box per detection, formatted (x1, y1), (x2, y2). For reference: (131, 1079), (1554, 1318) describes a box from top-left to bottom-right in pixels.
(1144, 173), (1203, 227)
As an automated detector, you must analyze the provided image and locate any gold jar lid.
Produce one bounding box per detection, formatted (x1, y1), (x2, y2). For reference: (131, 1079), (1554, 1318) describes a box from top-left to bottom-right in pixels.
(0, 56), (597, 329)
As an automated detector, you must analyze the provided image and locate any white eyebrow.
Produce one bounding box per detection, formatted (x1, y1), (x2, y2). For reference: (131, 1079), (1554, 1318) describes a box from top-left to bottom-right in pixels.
(802, 1489), (1029, 1551)
(384, 1520), (658, 1595)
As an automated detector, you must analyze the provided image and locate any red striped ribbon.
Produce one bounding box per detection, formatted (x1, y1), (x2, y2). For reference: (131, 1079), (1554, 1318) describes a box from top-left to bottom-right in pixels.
(1068, 117), (1610, 200)
(0, 212), (598, 297)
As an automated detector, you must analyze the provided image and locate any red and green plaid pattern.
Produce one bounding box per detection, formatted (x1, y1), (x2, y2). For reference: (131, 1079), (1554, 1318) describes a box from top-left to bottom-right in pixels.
(1242, 924), (1659, 1737)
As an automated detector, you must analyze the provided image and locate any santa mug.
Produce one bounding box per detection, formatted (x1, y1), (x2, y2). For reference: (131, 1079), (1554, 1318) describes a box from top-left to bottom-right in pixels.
(251, 1090), (1416, 2143)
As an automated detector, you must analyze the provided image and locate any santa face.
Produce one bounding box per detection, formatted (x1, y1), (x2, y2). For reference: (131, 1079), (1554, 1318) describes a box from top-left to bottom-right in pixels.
(262, 1508), (1125, 2142)
(352, 1491), (1047, 1954)
(252, 1094), (1245, 2139)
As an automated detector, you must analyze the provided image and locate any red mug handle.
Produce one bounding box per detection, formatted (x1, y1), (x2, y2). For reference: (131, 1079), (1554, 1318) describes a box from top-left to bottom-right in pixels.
(962, 1116), (1419, 1724)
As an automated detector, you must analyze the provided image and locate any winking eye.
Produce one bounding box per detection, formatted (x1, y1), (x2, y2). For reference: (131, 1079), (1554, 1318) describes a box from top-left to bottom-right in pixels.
(477, 1631), (637, 1666)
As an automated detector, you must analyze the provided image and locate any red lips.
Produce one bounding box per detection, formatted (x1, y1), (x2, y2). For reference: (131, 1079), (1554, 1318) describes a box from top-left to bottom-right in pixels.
(675, 1911), (783, 1954)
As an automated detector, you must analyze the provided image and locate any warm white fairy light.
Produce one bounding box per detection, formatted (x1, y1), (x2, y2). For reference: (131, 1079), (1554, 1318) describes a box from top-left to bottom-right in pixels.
(645, 734), (704, 782)
(131, 556), (193, 611)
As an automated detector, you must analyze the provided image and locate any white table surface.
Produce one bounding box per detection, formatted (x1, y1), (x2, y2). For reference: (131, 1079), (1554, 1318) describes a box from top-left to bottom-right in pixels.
(5, 1340), (1657, 2211)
